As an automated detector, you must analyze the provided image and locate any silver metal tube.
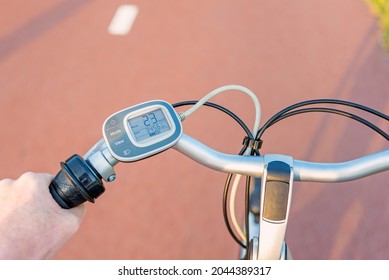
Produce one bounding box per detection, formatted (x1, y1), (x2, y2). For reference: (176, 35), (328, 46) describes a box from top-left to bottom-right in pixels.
(84, 139), (118, 182)
(173, 134), (265, 177)
(174, 134), (389, 183)
(293, 149), (389, 182)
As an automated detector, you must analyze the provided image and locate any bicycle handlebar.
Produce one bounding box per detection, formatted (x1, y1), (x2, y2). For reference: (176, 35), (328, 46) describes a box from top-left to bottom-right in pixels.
(174, 133), (388, 260)
(49, 132), (389, 209)
(174, 133), (389, 182)
(46, 91), (389, 261)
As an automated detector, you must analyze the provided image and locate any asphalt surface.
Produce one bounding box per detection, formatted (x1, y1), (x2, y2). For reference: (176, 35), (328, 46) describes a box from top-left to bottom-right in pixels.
(0, 0), (388, 259)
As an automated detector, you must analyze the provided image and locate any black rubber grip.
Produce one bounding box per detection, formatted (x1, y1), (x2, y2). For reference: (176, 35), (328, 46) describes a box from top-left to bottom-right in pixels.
(49, 155), (105, 209)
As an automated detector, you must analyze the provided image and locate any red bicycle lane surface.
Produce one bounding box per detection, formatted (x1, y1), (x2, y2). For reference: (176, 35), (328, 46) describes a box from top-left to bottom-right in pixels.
(0, 1), (388, 259)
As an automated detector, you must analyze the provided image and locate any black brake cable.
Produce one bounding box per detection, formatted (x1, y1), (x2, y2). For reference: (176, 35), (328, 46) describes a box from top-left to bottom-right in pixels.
(173, 100), (253, 248)
(173, 98), (389, 250)
(172, 101), (254, 139)
(244, 175), (251, 255)
(256, 99), (389, 141)
(267, 107), (389, 141)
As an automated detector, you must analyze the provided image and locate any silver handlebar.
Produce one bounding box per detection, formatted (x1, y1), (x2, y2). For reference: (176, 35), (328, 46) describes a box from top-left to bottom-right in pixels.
(85, 132), (388, 260)
(174, 133), (389, 182)
(86, 133), (389, 183)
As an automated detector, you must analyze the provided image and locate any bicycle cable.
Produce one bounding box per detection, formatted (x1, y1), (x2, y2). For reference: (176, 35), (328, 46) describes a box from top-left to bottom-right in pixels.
(265, 107), (389, 141)
(173, 86), (264, 249)
(172, 101), (254, 139)
(173, 100), (256, 248)
(223, 99), (389, 249)
(177, 97), (389, 250)
(178, 85), (262, 128)
(256, 99), (389, 141)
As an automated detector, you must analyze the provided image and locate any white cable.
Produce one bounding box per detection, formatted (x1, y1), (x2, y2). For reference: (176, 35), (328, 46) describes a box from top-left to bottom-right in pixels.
(181, 85), (262, 130)
(181, 85), (262, 245)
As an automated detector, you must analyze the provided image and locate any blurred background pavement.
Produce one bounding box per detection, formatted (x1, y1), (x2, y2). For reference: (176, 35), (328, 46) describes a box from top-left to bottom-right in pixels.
(0, 0), (388, 259)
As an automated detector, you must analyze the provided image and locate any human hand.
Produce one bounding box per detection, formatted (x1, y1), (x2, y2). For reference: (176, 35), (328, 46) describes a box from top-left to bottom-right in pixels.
(0, 172), (85, 259)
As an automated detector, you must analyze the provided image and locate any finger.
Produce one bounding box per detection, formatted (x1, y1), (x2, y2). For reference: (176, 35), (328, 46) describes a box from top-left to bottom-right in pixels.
(0, 178), (14, 186)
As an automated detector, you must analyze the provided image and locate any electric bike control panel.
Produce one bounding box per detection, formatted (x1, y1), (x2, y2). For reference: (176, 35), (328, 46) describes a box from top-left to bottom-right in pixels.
(103, 100), (182, 162)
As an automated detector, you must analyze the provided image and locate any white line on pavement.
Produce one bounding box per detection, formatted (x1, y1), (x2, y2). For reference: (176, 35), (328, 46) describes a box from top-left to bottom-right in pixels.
(108, 4), (139, 36)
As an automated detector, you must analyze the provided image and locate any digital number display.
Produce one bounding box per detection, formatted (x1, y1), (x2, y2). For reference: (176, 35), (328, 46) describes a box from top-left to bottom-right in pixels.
(128, 108), (171, 143)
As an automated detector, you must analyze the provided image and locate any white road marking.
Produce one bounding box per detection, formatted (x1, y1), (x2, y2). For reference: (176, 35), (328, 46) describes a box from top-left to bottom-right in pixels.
(108, 4), (139, 35)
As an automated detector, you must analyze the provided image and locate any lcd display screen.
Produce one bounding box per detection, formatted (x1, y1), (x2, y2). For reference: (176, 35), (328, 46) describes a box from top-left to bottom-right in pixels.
(128, 108), (171, 143)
